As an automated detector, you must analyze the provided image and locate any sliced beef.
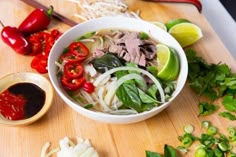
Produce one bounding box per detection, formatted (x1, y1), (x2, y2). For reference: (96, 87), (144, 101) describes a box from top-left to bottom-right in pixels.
(93, 31), (157, 67)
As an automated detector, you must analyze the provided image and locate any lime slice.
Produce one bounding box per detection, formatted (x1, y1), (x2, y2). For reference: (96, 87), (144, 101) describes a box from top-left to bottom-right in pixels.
(169, 23), (203, 48)
(165, 18), (190, 31)
(156, 44), (180, 81)
(150, 21), (167, 31)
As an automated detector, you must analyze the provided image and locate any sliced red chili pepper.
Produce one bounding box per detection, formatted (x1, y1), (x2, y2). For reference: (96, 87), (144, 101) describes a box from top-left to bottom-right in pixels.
(31, 54), (48, 74)
(82, 82), (95, 93)
(61, 74), (85, 91)
(60, 52), (86, 63)
(51, 29), (62, 39)
(69, 41), (89, 58)
(64, 62), (84, 79)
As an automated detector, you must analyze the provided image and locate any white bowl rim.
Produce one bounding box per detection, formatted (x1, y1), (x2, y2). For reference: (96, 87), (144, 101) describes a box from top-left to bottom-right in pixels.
(48, 16), (188, 123)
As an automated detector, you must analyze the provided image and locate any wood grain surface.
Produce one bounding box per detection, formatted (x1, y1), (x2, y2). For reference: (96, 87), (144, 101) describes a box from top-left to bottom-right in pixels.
(0, 0), (235, 157)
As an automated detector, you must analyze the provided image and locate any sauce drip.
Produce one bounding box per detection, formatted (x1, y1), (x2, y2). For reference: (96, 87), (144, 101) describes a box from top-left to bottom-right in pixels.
(0, 82), (46, 120)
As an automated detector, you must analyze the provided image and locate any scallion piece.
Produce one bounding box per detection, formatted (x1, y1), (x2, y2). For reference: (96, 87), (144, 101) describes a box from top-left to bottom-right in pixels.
(201, 120), (210, 129)
(184, 124), (194, 134)
(207, 126), (217, 135)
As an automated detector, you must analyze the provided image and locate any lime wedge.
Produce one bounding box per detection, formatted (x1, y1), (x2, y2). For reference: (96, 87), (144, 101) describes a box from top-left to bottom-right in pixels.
(165, 18), (190, 31)
(151, 21), (167, 31)
(156, 44), (180, 81)
(168, 23), (203, 48)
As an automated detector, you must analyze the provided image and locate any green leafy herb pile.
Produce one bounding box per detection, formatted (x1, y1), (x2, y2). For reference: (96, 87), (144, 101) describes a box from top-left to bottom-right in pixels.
(146, 144), (177, 157)
(177, 121), (236, 157)
(186, 49), (236, 120)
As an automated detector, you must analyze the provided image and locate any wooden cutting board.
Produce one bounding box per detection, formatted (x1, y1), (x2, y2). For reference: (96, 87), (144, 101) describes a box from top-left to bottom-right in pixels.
(0, 0), (235, 156)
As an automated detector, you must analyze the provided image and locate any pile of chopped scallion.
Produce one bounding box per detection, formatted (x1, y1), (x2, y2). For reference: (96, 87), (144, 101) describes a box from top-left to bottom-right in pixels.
(177, 121), (236, 157)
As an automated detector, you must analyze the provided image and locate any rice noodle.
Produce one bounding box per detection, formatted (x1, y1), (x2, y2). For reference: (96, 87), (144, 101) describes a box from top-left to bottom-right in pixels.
(67, 0), (141, 21)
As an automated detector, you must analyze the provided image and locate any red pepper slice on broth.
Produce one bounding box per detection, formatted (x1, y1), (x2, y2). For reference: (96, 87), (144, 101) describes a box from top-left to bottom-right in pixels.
(60, 51), (86, 63)
(61, 74), (85, 91)
(69, 41), (89, 58)
(64, 62), (84, 79)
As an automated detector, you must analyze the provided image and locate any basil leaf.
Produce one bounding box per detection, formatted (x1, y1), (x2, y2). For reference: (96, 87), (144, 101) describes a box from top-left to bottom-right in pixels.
(147, 84), (158, 99)
(116, 82), (142, 112)
(92, 53), (123, 73)
(138, 88), (159, 104)
(146, 150), (162, 157)
(164, 144), (177, 157)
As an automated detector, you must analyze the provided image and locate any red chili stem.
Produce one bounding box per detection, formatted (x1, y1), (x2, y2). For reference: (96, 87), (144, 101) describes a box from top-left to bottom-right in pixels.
(46, 5), (54, 18)
(146, 0), (202, 12)
(19, 0), (77, 27)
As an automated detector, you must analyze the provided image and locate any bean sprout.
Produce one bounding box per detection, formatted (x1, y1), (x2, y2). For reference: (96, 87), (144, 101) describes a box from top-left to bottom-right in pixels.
(68, 0), (141, 21)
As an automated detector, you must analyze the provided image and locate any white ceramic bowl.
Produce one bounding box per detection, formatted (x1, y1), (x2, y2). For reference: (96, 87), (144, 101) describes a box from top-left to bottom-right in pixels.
(0, 72), (54, 126)
(48, 16), (188, 124)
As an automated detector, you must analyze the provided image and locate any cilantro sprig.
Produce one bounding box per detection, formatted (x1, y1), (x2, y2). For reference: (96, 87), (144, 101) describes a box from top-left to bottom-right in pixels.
(186, 49), (236, 120)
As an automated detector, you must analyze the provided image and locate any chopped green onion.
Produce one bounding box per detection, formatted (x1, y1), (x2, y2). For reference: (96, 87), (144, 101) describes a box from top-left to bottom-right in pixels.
(201, 120), (210, 129)
(228, 126), (236, 141)
(182, 135), (193, 147)
(218, 141), (231, 152)
(184, 124), (194, 134)
(177, 146), (188, 154)
(194, 147), (207, 157)
(207, 126), (217, 135)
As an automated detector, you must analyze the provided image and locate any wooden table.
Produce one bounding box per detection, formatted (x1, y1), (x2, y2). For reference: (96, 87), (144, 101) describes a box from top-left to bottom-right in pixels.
(0, 0), (235, 156)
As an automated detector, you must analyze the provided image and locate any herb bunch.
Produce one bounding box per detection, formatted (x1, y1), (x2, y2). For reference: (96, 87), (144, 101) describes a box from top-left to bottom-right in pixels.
(186, 49), (236, 120)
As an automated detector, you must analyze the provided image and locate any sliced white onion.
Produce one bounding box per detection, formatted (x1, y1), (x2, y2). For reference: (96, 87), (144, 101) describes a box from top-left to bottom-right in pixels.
(94, 66), (165, 103)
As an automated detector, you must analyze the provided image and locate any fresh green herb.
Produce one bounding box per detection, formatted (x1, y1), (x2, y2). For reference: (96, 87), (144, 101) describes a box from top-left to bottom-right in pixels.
(219, 112), (236, 120)
(116, 82), (142, 112)
(186, 49), (236, 120)
(77, 31), (96, 40)
(222, 95), (236, 112)
(164, 144), (177, 157)
(138, 88), (159, 104)
(198, 102), (219, 116)
(186, 49), (234, 100)
(146, 150), (162, 157)
(91, 53), (124, 73)
(147, 84), (158, 99)
(84, 104), (94, 109)
(146, 144), (177, 157)
(140, 32), (149, 40)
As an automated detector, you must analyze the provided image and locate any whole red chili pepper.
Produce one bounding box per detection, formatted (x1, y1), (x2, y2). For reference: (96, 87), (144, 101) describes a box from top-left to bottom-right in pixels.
(18, 6), (53, 35)
(0, 21), (31, 55)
